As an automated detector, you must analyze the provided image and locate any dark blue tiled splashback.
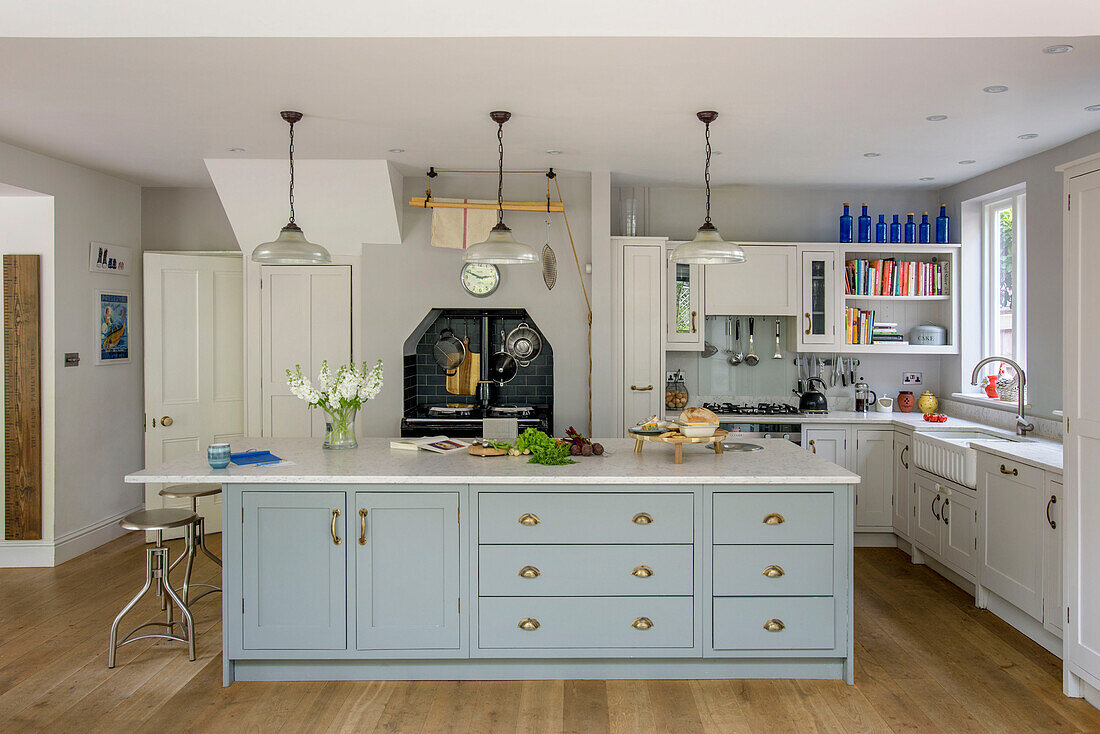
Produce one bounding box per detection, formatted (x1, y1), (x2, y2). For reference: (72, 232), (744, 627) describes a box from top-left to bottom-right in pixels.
(404, 309), (554, 412)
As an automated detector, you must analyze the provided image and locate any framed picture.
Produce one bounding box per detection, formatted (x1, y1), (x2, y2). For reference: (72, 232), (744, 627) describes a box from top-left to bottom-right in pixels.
(96, 289), (130, 364)
(89, 242), (131, 275)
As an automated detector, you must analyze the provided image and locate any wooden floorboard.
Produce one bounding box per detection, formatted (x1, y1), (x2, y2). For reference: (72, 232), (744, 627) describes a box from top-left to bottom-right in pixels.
(2, 537), (1098, 733)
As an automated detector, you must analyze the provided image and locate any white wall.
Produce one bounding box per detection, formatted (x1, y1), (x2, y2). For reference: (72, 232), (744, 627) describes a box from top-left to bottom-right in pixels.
(141, 187), (236, 251)
(938, 128), (1100, 420)
(0, 139), (143, 554)
(361, 173), (592, 436)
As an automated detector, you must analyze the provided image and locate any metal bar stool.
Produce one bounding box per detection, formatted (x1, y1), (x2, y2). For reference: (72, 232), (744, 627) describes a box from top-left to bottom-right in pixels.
(160, 483), (222, 605)
(108, 508), (198, 668)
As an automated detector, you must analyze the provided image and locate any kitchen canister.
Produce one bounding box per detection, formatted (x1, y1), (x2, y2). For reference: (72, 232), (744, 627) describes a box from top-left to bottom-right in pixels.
(208, 442), (231, 469)
(876, 396), (894, 412)
(897, 391), (915, 412)
(917, 390), (939, 415)
(910, 323), (947, 346)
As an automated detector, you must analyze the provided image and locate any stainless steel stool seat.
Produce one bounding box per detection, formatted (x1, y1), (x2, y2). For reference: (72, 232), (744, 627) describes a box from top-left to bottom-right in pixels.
(109, 508), (197, 668)
(159, 484), (222, 605)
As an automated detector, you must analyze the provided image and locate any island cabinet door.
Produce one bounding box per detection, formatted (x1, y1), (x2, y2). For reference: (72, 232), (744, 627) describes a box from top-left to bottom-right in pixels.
(242, 491), (347, 650)
(354, 492), (460, 651)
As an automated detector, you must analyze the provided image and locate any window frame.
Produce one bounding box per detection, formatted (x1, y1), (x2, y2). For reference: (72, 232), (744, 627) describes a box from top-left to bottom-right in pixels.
(979, 189), (1027, 374)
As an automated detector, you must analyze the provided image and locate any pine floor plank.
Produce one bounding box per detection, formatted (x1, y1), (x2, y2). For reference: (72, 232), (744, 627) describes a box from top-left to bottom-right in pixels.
(515, 680), (565, 734)
(606, 678), (657, 734)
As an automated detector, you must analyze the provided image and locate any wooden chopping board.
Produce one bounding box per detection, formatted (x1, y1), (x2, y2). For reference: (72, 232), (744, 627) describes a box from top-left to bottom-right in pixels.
(447, 337), (479, 396)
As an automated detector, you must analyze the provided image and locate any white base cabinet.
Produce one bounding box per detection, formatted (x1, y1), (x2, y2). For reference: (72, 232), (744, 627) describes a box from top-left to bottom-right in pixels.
(911, 468), (978, 581)
(803, 425), (892, 532)
(892, 431), (912, 539)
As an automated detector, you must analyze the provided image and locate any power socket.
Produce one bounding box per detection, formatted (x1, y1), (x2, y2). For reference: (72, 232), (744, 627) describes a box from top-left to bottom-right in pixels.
(902, 372), (923, 385)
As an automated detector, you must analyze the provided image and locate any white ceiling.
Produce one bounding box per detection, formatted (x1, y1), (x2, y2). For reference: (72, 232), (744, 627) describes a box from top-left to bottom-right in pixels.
(0, 36), (1098, 188)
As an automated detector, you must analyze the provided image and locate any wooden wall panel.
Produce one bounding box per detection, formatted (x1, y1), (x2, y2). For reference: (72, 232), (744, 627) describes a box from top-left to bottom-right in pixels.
(4, 254), (41, 540)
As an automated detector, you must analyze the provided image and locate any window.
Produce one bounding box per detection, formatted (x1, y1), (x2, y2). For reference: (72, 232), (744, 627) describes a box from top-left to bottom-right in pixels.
(981, 189), (1026, 367)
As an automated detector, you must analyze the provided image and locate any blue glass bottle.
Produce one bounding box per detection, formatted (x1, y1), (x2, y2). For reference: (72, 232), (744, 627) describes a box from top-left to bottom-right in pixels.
(857, 203), (872, 243)
(919, 212), (931, 244)
(904, 213), (916, 244)
(889, 214), (902, 243)
(875, 214), (887, 243)
(839, 203), (853, 243)
(935, 204), (950, 243)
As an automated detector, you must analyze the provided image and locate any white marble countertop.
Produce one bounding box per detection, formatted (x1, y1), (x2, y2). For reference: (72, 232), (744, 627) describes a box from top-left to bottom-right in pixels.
(969, 439), (1063, 473)
(125, 437), (860, 486)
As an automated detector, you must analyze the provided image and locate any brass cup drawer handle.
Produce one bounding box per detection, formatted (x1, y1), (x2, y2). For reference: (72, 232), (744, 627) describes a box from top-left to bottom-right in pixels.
(330, 509), (341, 546)
(632, 512), (653, 525)
(1000, 464), (1019, 476)
(358, 508), (367, 545)
(762, 565), (786, 578)
(631, 384), (654, 391)
(762, 512), (785, 525)
(631, 565), (654, 578)
(518, 565), (541, 579)
(763, 618), (786, 633)
(518, 513), (541, 526)
(631, 617), (654, 630)
(518, 617), (540, 631)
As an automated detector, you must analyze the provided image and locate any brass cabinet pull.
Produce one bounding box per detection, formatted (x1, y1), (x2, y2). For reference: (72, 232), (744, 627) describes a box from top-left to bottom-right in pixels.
(762, 565), (786, 578)
(518, 565), (541, 579)
(630, 384), (654, 391)
(631, 565), (654, 578)
(631, 617), (654, 630)
(1000, 464), (1019, 476)
(518, 513), (540, 526)
(1047, 495), (1057, 530)
(901, 445), (909, 469)
(518, 617), (540, 631)
(691, 311), (698, 333)
(762, 512), (785, 525)
(763, 618), (786, 632)
(804, 312), (812, 335)
(330, 509), (341, 545)
(808, 439), (816, 454)
(358, 508), (367, 545)
(931, 495), (941, 521)
(942, 497), (950, 526)
(632, 512), (653, 525)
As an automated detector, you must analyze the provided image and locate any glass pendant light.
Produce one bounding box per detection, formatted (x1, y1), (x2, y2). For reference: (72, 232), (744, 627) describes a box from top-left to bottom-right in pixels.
(252, 111), (332, 264)
(464, 111), (539, 265)
(670, 111), (746, 264)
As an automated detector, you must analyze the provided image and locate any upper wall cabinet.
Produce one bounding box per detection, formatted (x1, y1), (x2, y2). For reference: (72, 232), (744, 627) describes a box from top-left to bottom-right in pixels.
(798, 249), (841, 350)
(704, 245), (798, 317)
(665, 242), (705, 351)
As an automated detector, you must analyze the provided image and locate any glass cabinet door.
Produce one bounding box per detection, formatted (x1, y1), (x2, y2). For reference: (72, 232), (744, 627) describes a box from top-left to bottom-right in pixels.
(799, 250), (839, 348)
(666, 243), (705, 350)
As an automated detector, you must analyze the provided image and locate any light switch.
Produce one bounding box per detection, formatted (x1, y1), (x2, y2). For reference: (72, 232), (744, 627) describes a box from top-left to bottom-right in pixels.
(65, 352), (80, 367)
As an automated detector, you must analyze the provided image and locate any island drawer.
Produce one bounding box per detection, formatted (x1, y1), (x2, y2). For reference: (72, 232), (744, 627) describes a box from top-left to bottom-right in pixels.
(478, 596), (693, 649)
(478, 492), (693, 544)
(712, 492), (833, 544)
(712, 596), (835, 651)
(479, 544), (693, 596)
(712, 545), (833, 596)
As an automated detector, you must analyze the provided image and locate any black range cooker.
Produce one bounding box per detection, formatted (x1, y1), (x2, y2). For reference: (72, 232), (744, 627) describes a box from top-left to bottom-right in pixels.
(400, 404), (551, 438)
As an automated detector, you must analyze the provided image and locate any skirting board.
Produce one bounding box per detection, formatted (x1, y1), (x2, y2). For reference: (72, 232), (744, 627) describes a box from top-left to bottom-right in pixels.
(854, 532), (899, 548)
(980, 588), (1062, 658)
(0, 504), (142, 567)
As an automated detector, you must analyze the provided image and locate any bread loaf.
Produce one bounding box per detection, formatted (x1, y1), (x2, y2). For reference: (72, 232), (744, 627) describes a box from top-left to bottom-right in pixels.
(678, 407), (719, 426)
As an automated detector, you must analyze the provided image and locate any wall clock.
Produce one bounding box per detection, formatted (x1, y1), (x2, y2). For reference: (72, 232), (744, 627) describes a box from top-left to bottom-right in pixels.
(460, 262), (500, 297)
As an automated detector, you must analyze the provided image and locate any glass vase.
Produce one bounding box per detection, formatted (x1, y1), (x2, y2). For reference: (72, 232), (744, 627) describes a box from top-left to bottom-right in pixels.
(322, 406), (358, 450)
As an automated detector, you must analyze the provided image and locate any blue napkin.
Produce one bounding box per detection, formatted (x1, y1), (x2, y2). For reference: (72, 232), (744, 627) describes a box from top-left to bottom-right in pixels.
(230, 450), (282, 466)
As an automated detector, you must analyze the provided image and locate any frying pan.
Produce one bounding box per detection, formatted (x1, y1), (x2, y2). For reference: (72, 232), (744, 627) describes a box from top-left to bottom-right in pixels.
(489, 329), (518, 384)
(433, 321), (466, 376)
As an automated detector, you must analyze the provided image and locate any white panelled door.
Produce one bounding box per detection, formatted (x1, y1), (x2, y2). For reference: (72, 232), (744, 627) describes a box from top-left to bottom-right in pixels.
(260, 265), (353, 437)
(143, 253), (244, 534)
(1065, 165), (1100, 692)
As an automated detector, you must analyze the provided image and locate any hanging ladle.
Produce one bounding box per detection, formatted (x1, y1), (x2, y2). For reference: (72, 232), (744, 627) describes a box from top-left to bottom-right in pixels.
(728, 317), (743, 366)
(744, 317), (760, 366)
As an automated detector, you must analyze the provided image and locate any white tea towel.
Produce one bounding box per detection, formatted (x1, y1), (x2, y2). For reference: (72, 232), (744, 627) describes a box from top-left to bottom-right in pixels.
(430, 199), (497, 249)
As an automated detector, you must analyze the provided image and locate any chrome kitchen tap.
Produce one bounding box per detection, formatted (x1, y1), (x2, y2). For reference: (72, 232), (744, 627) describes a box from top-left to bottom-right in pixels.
(970, 356), (1034, 436)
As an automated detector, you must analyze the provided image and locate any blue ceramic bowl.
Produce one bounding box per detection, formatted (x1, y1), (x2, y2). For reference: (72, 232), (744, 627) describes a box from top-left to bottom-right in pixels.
(208, 443), (231, 469)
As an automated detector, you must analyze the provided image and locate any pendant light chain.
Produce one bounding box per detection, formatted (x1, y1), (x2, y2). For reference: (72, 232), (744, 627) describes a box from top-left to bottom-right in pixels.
(703, 119), (712, 225)
(496, 121), (505, 226)
(287, 118), (296, 225)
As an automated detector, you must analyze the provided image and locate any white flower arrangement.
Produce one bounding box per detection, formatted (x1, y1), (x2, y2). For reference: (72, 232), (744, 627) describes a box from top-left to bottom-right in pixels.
(286, 359), (384, 413)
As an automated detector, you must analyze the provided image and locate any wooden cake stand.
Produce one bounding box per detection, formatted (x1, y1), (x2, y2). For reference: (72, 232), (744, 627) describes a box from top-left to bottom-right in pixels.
(629, 429), (729, 464)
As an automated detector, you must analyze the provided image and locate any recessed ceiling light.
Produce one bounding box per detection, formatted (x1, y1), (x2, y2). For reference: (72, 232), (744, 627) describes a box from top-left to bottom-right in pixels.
(863, 152), (881, 158)
(1043, 44), (1074, 54)
(1018, 133), (1039, 139)
(983, 85), (1009, 94)
(926, 115), (948, 122)
(545, 150), (563, 155)
(958, 159), (976, 165)
(388, 148), (405, 154)
(919, 177), (936, 181)
(227, 147), (245, 153)
(1086, 104), (1100, 112)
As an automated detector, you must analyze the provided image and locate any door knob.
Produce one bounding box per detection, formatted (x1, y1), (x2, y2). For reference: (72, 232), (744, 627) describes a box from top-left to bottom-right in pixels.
(160, 416), (174, 427)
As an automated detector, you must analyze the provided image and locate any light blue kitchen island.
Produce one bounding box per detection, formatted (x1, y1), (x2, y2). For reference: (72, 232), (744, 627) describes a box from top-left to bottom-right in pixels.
(126, 437), (859, 685)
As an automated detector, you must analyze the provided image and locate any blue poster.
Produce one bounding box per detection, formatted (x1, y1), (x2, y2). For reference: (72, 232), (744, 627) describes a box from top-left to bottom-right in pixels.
(99, 291), (129, 363)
